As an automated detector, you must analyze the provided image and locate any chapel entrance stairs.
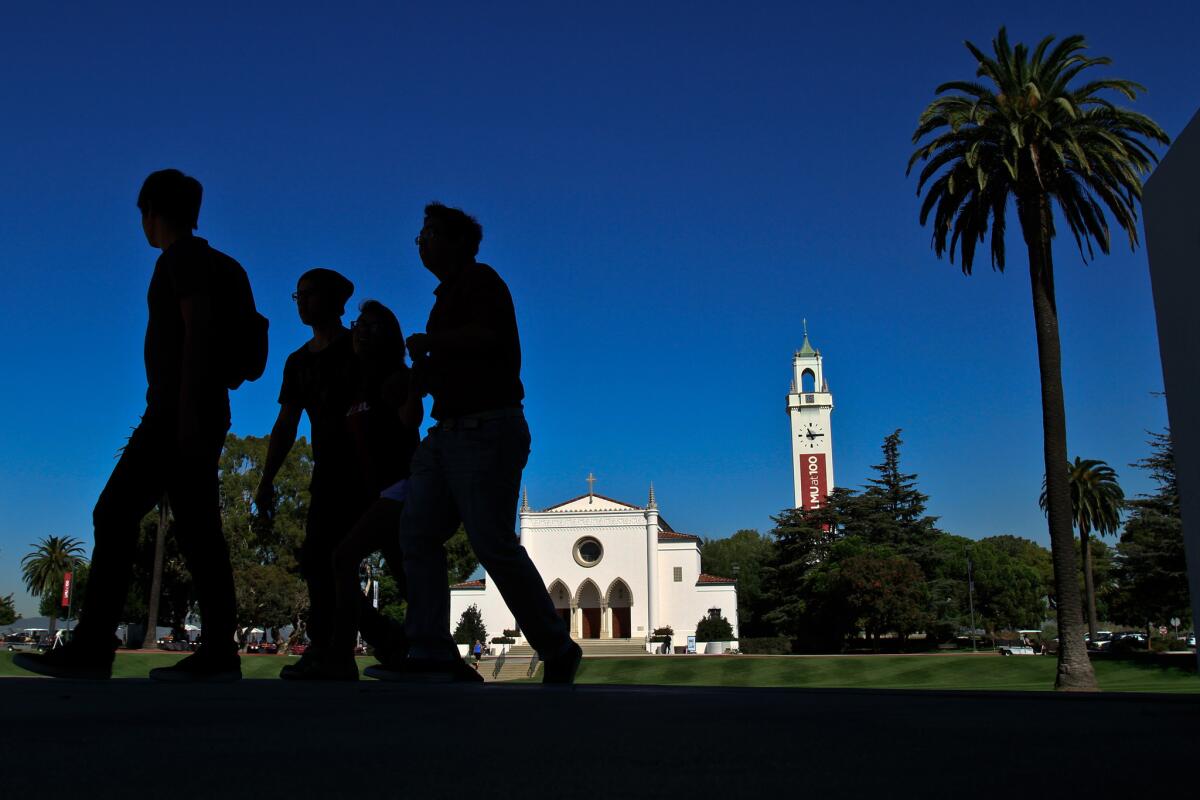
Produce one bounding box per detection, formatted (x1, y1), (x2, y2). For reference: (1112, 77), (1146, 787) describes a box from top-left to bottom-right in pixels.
(483, 638), (651, 682)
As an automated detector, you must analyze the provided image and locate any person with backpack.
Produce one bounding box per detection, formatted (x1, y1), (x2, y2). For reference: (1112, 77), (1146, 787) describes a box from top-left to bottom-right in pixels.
(15, 168), (264, 682)
(255, 268), (366, 679)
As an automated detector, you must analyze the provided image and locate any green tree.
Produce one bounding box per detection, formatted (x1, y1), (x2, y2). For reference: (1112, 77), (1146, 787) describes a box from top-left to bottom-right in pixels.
(1040, 457), (1124, 640)
(218, 433), (312, 644)
(972, 537), (1049, 635)
(762, 491), (854, 641)
(453, 604), (487, 646)
(117, 509), (197, 644)
(0, 593), (18, 626)
(834, 550), (930, 644)
(701, 529), (774, 636)
(445, 526), (480, 585)
(1113, 429), (1190, 628)
(908, 28), (1168, 690)
(20, 535), (86, 639)
(981, 534), (1055, 607)
(859, 430), (941, 571)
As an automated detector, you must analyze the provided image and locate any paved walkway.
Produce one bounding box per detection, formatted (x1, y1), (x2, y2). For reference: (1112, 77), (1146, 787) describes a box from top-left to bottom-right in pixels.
(3, 679), (1196, 798)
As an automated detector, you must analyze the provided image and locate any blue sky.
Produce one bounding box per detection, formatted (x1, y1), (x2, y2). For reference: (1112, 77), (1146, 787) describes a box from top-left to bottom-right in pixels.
(1, 2), (1196, 614)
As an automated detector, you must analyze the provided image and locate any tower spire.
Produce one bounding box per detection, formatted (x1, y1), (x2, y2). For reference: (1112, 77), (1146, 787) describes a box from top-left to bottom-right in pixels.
(647, 482), (657, 510)
(797, 319), (816, 357)
(520, 485), (530, 513)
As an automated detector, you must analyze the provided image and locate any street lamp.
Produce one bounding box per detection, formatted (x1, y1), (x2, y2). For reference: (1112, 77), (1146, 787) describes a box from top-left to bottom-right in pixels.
(964, 546), (977, 653)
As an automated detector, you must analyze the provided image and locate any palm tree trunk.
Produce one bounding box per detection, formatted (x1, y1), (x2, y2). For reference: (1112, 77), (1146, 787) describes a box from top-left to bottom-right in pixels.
(1081, 530), (1099, 640)
(143, 496), (168, 649)
(1022, 194), (1098, 691)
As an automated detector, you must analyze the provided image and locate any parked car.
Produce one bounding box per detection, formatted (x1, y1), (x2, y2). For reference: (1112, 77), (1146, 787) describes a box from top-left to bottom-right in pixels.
(1084, 631), (1115, 650)
(1187, 632), (1196, 648)
(6, 629), (51, 652)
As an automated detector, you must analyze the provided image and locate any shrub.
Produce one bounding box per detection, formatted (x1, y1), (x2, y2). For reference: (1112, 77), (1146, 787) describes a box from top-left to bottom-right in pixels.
(491, 636), (515, 645)
(696, 614), (734, 641)
(503, 628), (520, 637)
(739, 637), (791, 655)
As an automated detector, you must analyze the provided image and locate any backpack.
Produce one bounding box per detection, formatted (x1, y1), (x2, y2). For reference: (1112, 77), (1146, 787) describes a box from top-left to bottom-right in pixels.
(212, 250), (270, 390)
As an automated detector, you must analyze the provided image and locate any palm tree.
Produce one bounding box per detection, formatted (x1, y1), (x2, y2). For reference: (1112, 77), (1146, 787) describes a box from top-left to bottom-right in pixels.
(1040, 458), (1124, 641)
(20, 535), (87, 640)
(907, 28), (1168, 690)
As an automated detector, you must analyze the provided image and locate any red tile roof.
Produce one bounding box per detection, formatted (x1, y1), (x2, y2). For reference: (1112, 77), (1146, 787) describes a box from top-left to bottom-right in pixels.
(696, 573), (736, 584)
(450, 579), (486, 590)
(658, 531), (701, 543)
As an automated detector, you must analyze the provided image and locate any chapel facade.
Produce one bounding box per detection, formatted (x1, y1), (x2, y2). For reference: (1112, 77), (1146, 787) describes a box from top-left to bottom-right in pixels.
(450, 485), (738, 649)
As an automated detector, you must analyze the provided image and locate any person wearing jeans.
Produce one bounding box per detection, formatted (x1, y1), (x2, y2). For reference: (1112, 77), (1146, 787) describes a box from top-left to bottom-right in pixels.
(367, 202), (581, 684)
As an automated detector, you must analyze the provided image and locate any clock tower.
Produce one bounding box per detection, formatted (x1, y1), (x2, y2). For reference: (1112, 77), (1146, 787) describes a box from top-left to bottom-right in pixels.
(787, 322), (835, 511)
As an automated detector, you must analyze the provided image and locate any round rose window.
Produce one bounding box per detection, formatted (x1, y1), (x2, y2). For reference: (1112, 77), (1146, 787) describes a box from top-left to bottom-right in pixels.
(573, 537), (604, 567)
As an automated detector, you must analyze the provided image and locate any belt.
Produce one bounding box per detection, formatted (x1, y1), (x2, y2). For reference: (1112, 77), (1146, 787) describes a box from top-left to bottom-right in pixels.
(434, 406), (524, 430)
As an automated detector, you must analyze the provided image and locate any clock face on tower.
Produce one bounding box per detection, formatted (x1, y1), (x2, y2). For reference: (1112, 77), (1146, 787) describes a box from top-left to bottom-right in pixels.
(799, 422), (826, 449)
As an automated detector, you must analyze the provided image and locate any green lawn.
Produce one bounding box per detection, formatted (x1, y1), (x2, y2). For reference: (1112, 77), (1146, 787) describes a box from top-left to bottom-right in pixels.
(0, 650), (375, 680)
(564, 653), (1200, 693)
(3, 651), (1196, 693)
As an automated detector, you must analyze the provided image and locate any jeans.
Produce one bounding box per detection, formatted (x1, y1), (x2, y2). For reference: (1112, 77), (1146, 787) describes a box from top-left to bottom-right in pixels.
(76, 406), (234, 652)
(331, 497), (407, 658)
(400, 413), (570, 660)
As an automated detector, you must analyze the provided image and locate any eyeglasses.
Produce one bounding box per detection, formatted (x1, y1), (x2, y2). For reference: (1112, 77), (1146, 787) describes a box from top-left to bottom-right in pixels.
(291, 289), (317, 303)
(351, 320), (387, 334)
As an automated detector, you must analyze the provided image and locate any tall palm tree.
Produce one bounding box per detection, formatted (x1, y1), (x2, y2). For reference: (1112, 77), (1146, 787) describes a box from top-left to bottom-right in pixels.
(1040, 458), (1124, 641)
(20, 535), (87, 640)
(907, 28), (1168, 690)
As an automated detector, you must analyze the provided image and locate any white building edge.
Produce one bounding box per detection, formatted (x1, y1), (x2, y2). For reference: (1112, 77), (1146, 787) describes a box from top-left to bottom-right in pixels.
(450, 486), (738, 651)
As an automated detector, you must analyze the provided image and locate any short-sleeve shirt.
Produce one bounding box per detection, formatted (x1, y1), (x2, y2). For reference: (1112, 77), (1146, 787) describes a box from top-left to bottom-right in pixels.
(345, 365), (420, 496)
(143, 236), (234, 412)
(278, 332), (358, 494)
(421, 262), (524, 420)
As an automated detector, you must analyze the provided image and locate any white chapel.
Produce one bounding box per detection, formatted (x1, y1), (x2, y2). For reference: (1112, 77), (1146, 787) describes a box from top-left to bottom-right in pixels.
(450, 483), (739, 649)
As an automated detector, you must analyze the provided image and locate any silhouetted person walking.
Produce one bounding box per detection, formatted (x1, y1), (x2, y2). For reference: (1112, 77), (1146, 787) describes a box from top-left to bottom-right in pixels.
(321, 300), (421, 679)
(256, 268), (364, 679)
(367, 203), (581, 684)
(15, 169), (263, 682)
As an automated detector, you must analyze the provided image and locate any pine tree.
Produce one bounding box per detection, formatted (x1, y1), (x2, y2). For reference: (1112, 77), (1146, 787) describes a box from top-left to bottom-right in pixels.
(860, 430), (941, 570)
(1114, 430), (1190, 626)
(453, 604), (488, 646)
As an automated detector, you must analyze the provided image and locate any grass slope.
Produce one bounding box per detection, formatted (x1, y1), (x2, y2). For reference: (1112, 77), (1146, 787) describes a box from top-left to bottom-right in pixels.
(3, 651), (1196, 692)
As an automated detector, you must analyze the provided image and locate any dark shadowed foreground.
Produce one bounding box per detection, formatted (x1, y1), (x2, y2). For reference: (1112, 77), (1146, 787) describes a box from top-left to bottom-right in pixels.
(3, 679), (1195, 798)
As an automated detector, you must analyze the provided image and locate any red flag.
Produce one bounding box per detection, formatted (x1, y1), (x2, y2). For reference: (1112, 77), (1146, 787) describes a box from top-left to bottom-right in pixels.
(61, 572), (72, 608)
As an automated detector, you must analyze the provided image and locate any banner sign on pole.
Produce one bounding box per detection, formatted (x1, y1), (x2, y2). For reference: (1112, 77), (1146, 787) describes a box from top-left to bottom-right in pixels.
(61, 572), (73, 608)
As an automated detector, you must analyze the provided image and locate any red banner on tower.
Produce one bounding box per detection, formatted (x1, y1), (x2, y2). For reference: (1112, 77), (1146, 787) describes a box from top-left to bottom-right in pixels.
(61, 572), (73, 608)
(801, 454), (828, 512)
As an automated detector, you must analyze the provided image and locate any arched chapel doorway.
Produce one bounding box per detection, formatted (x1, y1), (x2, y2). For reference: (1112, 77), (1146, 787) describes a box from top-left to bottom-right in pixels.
(606, 579), (633, 639)
(548, 580), (571, 627)
(577, 580), (602, 639)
